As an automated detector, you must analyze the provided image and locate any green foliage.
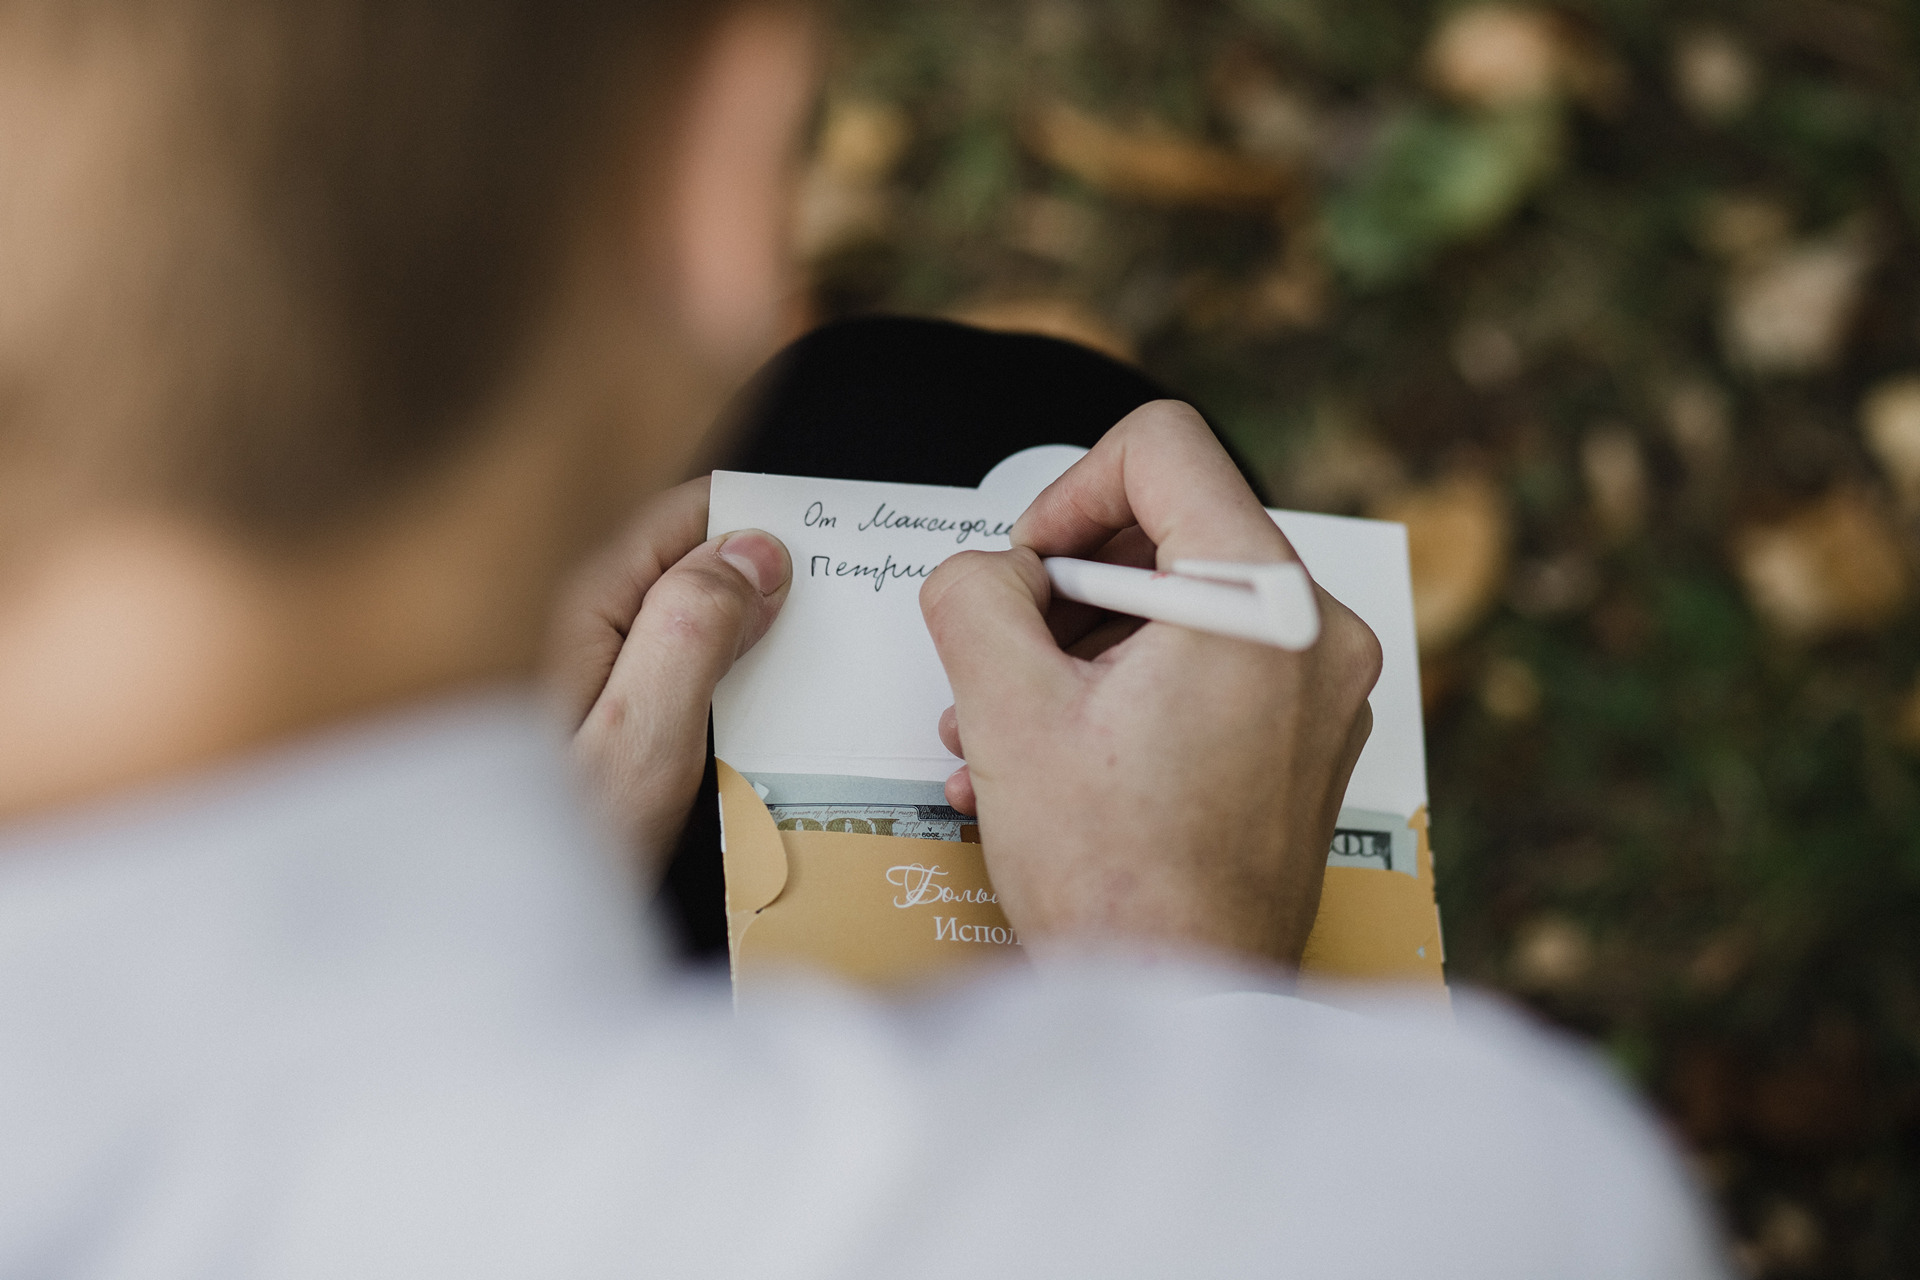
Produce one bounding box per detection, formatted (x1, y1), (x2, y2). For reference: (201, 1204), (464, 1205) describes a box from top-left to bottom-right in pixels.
(1324, 105), (1563, 285)
(815, 1), (1920, 1270)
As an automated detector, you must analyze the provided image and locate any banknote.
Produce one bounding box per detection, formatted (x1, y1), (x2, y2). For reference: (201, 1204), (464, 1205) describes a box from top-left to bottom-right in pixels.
(1326, 809), (1416, 875)
(767, 794), (1413, 873)
(768, 802), (980, 843)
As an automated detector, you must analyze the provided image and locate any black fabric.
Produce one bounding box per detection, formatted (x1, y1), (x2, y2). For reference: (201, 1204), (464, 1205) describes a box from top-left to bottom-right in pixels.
(720, 314), (1185, 485)
(656, 314), (1258, 958)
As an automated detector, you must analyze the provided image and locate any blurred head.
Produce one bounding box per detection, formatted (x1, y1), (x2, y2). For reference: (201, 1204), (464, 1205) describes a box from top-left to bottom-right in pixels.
(0, 0), (815, 542)
(0, 0), (819, 815)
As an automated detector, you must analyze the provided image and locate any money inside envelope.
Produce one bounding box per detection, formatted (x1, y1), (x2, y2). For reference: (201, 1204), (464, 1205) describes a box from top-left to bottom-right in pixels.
(768, 802), (978, 844)
(749, 771), (1415, 876)
(745, 771), (979, 843)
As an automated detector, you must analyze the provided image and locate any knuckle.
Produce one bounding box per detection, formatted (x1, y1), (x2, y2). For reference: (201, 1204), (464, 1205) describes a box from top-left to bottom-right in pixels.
(578, 690), (629, 741)
(921, 549), (995, 617)
(643, 565), (752, 647)
(1123, 398), (1213, 451)
(1332, 609), (1384, 696)
(1005, 545), (1049, 599)
(1124, 397), (1204, 435)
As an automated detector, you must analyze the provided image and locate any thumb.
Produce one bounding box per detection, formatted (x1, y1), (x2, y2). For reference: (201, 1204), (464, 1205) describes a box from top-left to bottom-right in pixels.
(921, 547), (1073, 744)
(575, 529), (791, 859)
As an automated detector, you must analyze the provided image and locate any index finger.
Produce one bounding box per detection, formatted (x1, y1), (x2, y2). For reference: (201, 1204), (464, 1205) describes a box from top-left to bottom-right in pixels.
(1009, 400), (1293, 566)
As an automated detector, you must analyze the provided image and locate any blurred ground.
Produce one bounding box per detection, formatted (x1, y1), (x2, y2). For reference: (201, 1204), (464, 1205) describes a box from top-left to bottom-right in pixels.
(798, 1), (1920, 1274)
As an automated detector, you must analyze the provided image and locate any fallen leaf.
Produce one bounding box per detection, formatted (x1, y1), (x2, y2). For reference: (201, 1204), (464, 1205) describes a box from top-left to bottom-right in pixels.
(1027, 101), (1295, 209)
(1673, 28), (1758, 123)
(1581, 424), (1648, 542)
(1427, 6), (1565, 109)
(1509, 552), (1601, 619)
(1373, 470), (1511, 652)
(1479, 655), (1542, 721)
(1665, 379), (1733, 482)
(1734, 489), (1908, 639)
(792, 99), (911, 261)
(1861, 374), (1920, 512)
(1721, 225), (1874, 374)
(816, 98), (912, 184)
(1511, 914), (1593, 992)
(946, 296), (1136, 363)
(1213, 61), (1321, 164)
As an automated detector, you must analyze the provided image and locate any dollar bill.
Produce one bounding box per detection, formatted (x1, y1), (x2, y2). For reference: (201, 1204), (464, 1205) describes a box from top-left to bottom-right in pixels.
(1327, 809), (1417, 876)
(769, 802), (980, 843)
(766, 795), (1415, 875)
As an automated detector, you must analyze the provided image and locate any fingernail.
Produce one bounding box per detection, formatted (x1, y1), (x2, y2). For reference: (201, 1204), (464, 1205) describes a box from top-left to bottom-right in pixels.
(718, 530), (787, 595)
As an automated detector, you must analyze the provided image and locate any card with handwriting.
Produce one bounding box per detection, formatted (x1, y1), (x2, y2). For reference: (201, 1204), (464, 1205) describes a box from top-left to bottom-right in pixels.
(709, 447), (1444, 994)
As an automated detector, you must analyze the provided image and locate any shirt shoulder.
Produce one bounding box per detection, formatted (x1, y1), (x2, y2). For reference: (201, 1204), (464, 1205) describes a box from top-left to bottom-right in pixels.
(277, 966), (1725, 1280)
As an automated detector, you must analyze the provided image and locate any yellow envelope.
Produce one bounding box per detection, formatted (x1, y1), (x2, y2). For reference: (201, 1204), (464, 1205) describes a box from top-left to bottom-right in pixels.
(708, 454), (1446, 996)
(719, 760), (1446, 992)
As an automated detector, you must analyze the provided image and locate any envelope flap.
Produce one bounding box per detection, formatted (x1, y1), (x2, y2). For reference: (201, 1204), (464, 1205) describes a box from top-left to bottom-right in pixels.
(717, 759), (788, 915)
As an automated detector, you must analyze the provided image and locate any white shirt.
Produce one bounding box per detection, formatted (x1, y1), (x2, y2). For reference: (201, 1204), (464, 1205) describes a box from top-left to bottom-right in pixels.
(0, 693), (1726, 1279)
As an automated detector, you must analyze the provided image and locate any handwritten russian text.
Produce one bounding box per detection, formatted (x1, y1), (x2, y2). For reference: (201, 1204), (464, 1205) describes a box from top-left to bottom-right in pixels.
(809, 554), (933, 592)
(855, 503), (1015, 545)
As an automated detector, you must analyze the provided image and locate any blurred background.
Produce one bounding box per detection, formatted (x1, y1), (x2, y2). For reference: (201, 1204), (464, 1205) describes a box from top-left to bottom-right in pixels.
(793, 1), (1920, 1273)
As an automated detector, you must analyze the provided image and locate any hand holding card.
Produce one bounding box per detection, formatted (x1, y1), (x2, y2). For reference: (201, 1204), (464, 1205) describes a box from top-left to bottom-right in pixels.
(707, 404), (1443, 992)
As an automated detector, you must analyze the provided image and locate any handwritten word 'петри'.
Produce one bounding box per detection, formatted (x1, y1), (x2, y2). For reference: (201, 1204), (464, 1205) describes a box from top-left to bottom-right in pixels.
(809, 554), (933, 592)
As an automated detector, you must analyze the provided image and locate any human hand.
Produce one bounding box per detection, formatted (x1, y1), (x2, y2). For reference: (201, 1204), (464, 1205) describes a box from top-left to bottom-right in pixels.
(921, 402), (1381, 966)
(547, 477), (791, 867)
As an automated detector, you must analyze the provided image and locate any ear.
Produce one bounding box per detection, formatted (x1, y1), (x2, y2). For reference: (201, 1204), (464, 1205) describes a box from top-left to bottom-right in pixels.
(664, 4), (819, 370)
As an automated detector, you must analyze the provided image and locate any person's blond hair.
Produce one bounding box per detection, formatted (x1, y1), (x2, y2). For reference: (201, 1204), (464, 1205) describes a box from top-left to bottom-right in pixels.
(0, 0), (712, 544)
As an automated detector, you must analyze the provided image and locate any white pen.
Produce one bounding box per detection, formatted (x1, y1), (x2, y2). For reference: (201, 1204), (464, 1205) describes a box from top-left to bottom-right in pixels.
(1042, 557), (1321, 650)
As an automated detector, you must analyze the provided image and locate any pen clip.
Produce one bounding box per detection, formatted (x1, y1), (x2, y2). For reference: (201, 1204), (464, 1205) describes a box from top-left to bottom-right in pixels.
(1169, 558), (1321, 649)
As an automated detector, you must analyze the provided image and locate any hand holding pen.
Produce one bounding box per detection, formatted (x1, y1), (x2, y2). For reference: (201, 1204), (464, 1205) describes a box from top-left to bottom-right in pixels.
(920, 400), (1382, 966)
